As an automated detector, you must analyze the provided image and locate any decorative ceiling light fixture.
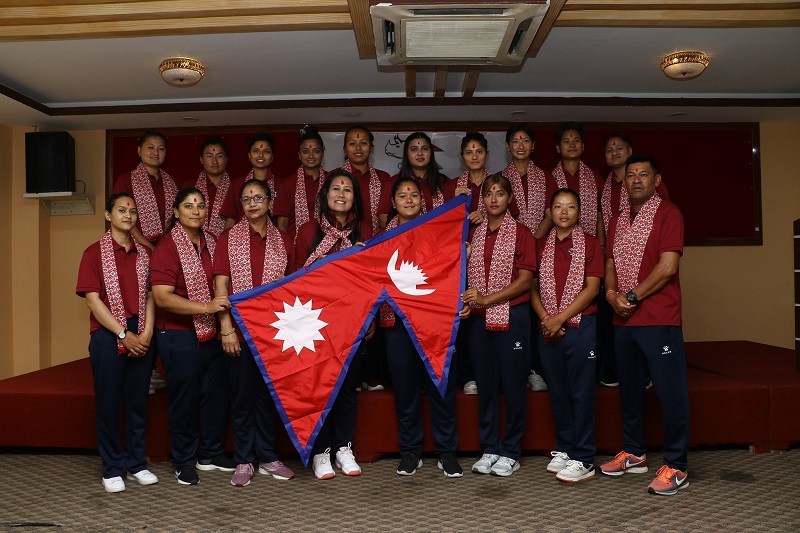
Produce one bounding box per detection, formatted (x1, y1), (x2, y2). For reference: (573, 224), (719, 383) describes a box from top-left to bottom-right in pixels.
(159, 57), (205, 87)
(660, 51), (709, 80)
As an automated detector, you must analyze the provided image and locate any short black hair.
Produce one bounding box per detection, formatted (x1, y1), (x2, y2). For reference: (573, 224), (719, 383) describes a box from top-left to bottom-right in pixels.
(625, 153), (659, 175)
(555, 122), (584, 143)
(199, 136), (227, 157)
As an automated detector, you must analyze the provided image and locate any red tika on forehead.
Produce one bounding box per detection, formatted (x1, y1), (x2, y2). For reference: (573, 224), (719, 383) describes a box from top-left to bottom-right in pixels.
(472, 144), (476, 149)
(491, 184), (498, 191)
(634, 167), (641, 173)
(250, 189), (254, 194)
(612, 140), (617, 146)
(340, 180), (345, 185)
(356, 133), (360, 139)
(193, 197), (197, 202)
(126, 201), (130, 206)
(406, 186), (411, 191)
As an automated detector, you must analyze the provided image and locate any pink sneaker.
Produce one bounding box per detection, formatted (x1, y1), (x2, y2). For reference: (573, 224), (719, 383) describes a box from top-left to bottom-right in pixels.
(258, 461), (295, 480)
(230, 463), (254, 487)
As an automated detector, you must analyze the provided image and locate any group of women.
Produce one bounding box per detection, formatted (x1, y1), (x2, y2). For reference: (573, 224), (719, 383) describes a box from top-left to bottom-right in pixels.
(78, 122), (607, 492)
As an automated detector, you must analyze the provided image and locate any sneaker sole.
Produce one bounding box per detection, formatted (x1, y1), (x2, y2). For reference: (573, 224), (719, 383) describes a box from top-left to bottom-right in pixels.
(102, 481), (126, 493)
(258, 466), (294, 480)
(196, 463), (236, 472)
(649, 480), (689, 496)
(601, 465), (648, 476)
(174, 474), (198, 486)
(557, 471), (596, 483)
(471, 466), (492, 474)
(490, 465), (520, 477)
(437, 462), (463, 478)
(396, 459), (423, 476)
(126, 473), (158, 486)
(230, 478), (251, 487)
(546, 465), (566, 474)
(335, 462), (362, 476)
(315, 471), (335, 480)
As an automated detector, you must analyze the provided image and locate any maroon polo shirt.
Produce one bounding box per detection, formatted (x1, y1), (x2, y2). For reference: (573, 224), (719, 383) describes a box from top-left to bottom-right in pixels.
(150, 232), (216, 331)
(605, 199), (684, 327)
(468, 220), (537, 314)
(293, 214), (372, 273)
(272, 168), (326, 239)
(535, 229), (604, 318)
(76, 239), (150, 334)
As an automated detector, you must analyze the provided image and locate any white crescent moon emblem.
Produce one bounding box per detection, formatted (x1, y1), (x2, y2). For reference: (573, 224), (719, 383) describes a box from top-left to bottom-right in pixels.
(387, 249), (435, 296)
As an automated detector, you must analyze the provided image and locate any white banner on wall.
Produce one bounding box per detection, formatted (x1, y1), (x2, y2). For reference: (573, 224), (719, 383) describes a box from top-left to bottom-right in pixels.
(320, 131), (512, 180)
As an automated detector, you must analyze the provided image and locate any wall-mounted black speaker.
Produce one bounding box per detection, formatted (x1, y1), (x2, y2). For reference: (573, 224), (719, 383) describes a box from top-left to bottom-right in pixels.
(25, 131), (75, 193)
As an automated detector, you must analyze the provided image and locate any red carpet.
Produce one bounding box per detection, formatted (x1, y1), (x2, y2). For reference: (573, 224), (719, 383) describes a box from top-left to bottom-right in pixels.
(0, 341), (795, 462)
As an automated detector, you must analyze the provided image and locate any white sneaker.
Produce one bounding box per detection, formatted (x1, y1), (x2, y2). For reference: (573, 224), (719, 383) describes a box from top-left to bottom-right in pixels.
(463, 381), (478, 395)
(527, 371), (548, 391)
(102, 476), (126, 493)
(126, 469), (159, 485)
(471, 453), (499, 474)
(490, 456), (520, 477)
(335, 443), (362, 476)
(556, 460), (595, 482)
(150, 368), (167, 390)
(312, 449), (335, 480)
(546, 451), (570, 473)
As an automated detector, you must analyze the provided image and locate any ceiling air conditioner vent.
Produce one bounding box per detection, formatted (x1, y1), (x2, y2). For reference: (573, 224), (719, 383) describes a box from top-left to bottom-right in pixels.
(370, 1), (550, 66)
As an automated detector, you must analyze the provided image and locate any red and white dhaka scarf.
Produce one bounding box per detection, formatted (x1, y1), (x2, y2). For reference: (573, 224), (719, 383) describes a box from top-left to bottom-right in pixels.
(227, 219), (287, 294)
(342, 160), (382, 235)
(130, 163), (178, 241)
(419, 181), (444, 214)
(601, 172), (629, 234)
(379, 216), (400, 327)
(468, 212), (517, 331)
(195, 171), (230, 238)
(502, 161), (547, 234)
(303, 215), (354, 269)
(100, 231), (149, 354)
(539, 228), (586, 328)
(170, 224), (217, 341)
(456, 169), (491, 216)
(552, 161), (598, 236)
(294, 166), (327, 239)
(612, 193), (662, 293)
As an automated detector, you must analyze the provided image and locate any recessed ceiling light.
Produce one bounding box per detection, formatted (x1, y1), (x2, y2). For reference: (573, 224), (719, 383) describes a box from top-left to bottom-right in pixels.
(669, 112), (687, 117)
(182, 117), (200, 122)
(343, 112), (361, 118)
(510, 111), (526, 116)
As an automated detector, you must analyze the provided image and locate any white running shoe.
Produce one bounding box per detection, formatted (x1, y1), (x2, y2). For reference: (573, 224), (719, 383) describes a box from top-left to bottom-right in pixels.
(471, 453), (499, 474)
(335, 443), (362, 476)
(556, 460), (595, 482)
(546, 451), (570, 473)
(312, 449), (335, 480)
(527, 371), (548, 391)
(490, 456), (520, 477)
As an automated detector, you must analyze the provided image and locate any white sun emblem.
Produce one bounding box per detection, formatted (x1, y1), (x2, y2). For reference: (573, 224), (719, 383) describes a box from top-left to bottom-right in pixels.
(387, 249), (435, 296)
(270, 297), (328, 355)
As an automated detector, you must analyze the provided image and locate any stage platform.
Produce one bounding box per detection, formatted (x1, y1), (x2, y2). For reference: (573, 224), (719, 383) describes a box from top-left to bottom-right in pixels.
(0, 341), (797, 462)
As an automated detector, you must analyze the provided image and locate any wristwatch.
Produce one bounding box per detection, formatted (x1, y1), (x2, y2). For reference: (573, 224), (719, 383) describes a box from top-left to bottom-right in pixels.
(626, 290), (640, 305)
(117, 329), (127, 340)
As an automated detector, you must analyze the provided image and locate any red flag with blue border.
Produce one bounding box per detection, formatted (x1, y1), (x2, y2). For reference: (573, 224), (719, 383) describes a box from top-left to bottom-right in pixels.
(230, 195), (469, 465)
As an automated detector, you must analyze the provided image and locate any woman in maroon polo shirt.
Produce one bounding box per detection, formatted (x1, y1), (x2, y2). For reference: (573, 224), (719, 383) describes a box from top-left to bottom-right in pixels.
(336, 125), (391, 237)
(151, 187), (234, 485)
(461, 174), (536, 478)
(274, 124), (327, 241)
(294, 169), (372, 480)
(214, 178), (296, 487)
(76, 192), (158, 493)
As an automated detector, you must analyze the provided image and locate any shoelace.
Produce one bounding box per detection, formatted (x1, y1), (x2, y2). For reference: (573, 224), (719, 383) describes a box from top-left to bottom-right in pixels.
(551, 451), (568, 460)
(654, 465), (676, 482)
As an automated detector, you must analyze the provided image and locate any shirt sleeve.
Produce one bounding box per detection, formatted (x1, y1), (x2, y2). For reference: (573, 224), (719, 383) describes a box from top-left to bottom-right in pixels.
(657, 202), (684, 255)
(75, 244), (102, 297)
(584, 234), (605, 279)
(514, 224), (537, 273)
(213, 229), (231, 277)
(150, 239), (180, 287)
